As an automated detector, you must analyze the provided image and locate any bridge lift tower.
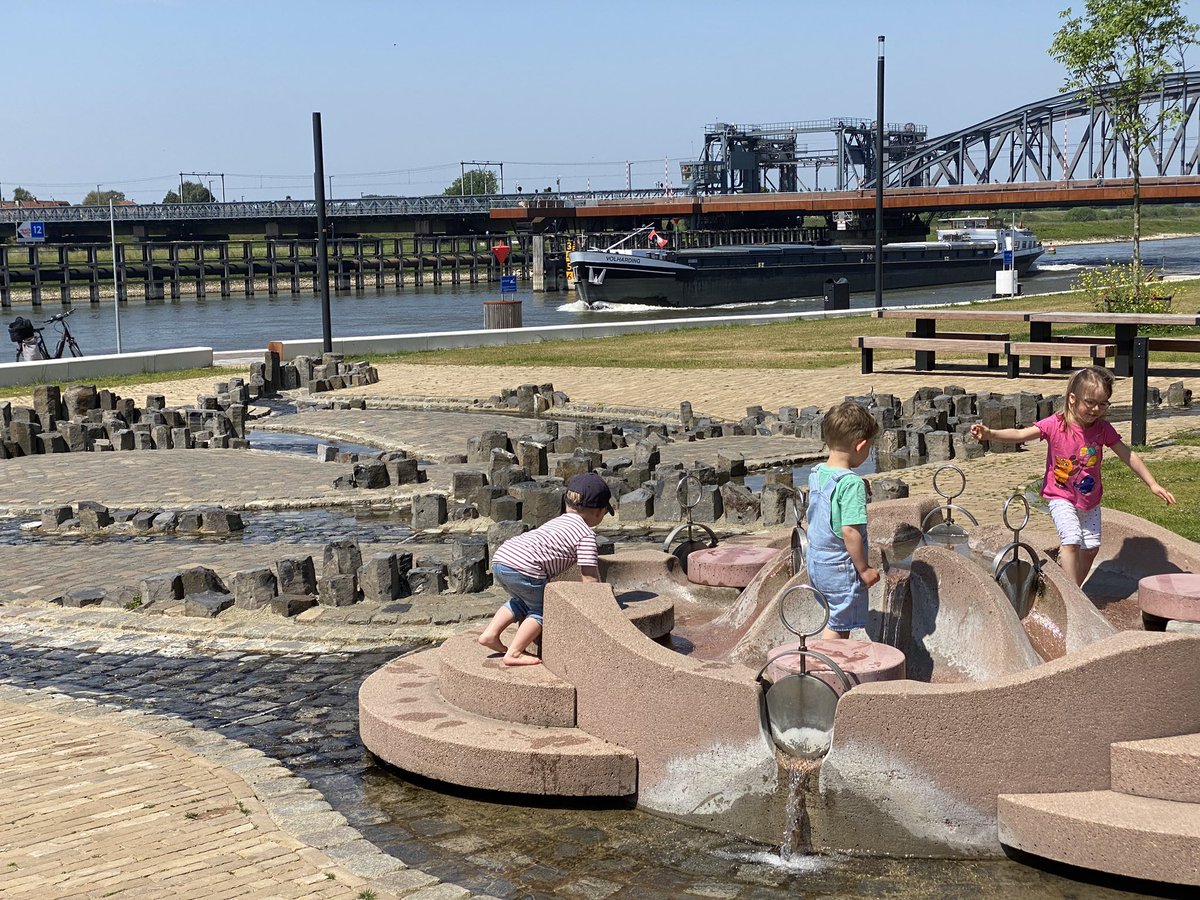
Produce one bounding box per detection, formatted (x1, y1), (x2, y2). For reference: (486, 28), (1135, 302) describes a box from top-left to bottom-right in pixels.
(681, 119), (928, 194)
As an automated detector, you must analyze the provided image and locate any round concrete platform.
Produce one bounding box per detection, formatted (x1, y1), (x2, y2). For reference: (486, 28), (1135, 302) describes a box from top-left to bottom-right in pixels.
(1138, 573), (1200, 623)
(765, 639), (906, 694)
(685, 545), (779, 588)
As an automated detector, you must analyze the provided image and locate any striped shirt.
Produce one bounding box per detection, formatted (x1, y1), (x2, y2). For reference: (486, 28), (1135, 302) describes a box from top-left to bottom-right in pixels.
(491, 512), (599, 579)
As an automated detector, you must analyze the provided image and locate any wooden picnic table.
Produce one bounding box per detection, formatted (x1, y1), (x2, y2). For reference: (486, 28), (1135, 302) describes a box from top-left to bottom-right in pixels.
(877, 308), (1033, 370)
(1027, 311), (1200, 376)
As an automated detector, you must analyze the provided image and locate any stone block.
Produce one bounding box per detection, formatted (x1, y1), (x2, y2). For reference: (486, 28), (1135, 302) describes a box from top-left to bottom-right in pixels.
(925, 431), (954, 462)
(452, 535), (489, 566)
(514, 483), (564, 528)
(385, 458), (422, 485)
(411, 494), (448, 529)
(177, 510), (203, 532)
(318, 573), (359, 606)
(448, 557), (489, 593)
(491, 464), (532, 490)
(180, 565), (227, 595)
(40, 505), (73, 529)
(272, 593), (317, 617)
(477, 430), (511, 462)
(692, 485), (724, 523)
(487, 520), (530, 561)
(233, 568), (278, 609)
(78, 505), (113, 532)
(353, 459), (389, 489)
(202, 508), (244, 533)
(491, 495), (522, 522)
(130, 511), (156, 533)
(516, 440), (548, 476)
(183, 590), (234, 618)
(64, 587), (106, 608)
(653, 476), (684, 522)
(171, 427), (192, 449)
(150, 511), (178, 532)
(407, 566), (446, 595)
(322, 539), (363, 577)
(719, 482), (760, 524)
(952, 433), (986, 461)
(1167, 381), (1193, 408)
(761, 483), (798, 526)
(871, 477), (910, 501)
(359, 553), (401, 603)
(452, 470), (488, 500)
(878, 428), (907, 455)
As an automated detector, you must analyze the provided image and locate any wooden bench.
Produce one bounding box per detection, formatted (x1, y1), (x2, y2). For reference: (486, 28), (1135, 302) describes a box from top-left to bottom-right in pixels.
(1045, 334), (1200, 368)
(904, 331), (1009, 367)
(856, 336), (1013, 374)
(1007, 341), (1116, 378)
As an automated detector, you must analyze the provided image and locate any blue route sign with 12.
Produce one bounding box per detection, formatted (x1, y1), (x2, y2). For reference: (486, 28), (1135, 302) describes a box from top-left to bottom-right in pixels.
(16, 221), (46, 243)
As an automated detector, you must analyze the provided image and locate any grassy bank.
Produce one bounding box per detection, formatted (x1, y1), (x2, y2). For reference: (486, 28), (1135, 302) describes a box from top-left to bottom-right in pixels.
(373, 283), (1200, 371)
(1101, 446), (1200, 542)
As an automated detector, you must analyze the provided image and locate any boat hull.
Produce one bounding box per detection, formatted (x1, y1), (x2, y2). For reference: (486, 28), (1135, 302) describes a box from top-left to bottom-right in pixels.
(570, 244), (1041, 308)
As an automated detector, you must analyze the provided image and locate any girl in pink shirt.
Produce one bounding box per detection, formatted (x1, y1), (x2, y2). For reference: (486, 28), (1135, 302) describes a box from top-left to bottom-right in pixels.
(971, 367), (1175, 585)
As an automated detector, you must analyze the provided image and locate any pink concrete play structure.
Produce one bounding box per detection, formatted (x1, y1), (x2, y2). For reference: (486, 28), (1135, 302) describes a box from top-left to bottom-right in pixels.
(360, 480), (1200, 888)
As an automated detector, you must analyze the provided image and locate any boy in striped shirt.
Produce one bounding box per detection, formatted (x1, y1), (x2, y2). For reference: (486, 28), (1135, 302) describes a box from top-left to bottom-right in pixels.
(478, 472), (613, 666)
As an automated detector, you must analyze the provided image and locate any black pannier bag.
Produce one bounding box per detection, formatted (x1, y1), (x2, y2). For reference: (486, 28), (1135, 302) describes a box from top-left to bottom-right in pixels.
(8, 317), (35, 343)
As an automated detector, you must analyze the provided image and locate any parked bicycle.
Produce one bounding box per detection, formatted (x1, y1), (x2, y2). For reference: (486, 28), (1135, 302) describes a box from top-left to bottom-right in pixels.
(8, 309), (84, 361)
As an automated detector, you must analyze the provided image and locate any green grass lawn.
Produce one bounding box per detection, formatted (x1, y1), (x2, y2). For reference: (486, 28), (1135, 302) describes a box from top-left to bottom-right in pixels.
(1101, 451), (1200, 542)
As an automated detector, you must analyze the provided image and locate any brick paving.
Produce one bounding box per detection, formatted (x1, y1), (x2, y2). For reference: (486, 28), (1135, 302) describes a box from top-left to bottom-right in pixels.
(1, 353), (1197, 897)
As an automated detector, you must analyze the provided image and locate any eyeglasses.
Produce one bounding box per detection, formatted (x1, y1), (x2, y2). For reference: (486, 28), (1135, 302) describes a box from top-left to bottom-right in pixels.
(1077, 397), (1111, 410)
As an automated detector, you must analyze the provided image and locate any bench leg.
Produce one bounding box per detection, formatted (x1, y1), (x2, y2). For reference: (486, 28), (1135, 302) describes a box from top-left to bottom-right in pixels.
(915, 349), (936, 371)
(1114, 324), (1136, 377)
(988, 352), (1000, 369)
(1007, 354), (1020, 378)
(1059, 355), (1072, 371)
(861, 346), (873, 375)
(1029, 321), (1052, 375)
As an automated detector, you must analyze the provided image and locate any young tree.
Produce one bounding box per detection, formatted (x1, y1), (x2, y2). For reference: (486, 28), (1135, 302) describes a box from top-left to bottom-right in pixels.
(444, 169), (498, 196)
(1050, 0), (1198, 280)
(11, 186), (35, 202)
(163, 181), (216, 203)
(80, 189), (127, 206)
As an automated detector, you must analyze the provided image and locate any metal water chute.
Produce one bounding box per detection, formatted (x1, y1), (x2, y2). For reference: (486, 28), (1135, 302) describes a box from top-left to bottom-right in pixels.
(661, 472), (718, 573)
(991, 493), (1043, 618)
(921, 464), (979, 545)
(756, 584), (853, 759)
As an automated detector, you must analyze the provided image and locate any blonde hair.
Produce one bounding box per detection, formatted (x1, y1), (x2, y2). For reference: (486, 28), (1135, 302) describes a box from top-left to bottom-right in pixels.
(1060, 366), (1114, 430)
(822, 400), (880, 450)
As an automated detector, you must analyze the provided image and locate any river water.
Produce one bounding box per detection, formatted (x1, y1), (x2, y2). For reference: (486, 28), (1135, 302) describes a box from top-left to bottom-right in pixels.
(20, 235), (1200, 357)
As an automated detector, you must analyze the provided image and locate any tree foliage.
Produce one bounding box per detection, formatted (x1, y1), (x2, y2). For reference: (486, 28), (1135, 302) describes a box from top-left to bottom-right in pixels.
(11, 186), (35, 202)
(81, 189), (127, 206)
(1050, 0), (1198, 279)
(163, 181), (216, 204)
(444, 169), (498, 196)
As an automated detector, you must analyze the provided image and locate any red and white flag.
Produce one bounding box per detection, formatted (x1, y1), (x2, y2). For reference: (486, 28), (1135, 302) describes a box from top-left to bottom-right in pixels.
(648, 229), (668, 248)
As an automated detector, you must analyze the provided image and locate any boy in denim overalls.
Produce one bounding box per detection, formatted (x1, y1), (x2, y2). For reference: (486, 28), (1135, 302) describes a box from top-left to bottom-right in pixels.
(806, 401), (880, 639)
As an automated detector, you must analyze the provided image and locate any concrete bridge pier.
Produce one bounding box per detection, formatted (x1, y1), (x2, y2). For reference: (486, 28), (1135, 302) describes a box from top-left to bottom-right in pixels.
(532, 234), (545, 292)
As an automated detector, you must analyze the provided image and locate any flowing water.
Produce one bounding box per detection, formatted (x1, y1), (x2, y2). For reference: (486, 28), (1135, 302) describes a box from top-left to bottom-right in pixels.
(21, 235), (1200, 356)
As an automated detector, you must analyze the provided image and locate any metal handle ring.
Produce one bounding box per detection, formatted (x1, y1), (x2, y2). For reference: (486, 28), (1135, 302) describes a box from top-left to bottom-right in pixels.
(676, 473), (703, 512)
(920, 503), (979, 536)
(991, 541), (1042, 580)
(777, 583), (831, 640)
(790, 491), (807, 525)
(1002, 493), (1031, 532)
(932, 464), (967, 501)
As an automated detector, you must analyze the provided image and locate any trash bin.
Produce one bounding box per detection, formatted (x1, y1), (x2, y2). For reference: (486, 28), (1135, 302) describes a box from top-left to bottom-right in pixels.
(823, 277), (850, 311)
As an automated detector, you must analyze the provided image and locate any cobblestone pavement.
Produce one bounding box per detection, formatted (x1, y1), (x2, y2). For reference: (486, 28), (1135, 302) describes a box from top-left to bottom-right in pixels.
(1, 358), (1195, 897)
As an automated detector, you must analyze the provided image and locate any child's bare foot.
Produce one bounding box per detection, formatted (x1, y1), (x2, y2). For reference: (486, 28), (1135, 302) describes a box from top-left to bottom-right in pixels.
(502, 652), (542, 667)
(477, 634), (506, 654)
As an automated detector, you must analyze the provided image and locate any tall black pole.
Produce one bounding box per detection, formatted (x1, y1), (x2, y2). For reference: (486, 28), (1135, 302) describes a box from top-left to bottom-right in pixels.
(874, 35), (885, 310)
(313, 112), (333, 353)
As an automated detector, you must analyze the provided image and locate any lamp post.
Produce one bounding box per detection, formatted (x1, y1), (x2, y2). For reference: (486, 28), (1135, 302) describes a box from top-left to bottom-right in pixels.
(874, 35), (885, 310)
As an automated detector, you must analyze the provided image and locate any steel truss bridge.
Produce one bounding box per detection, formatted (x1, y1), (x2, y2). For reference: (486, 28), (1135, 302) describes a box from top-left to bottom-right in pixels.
(5, 72), (1200, 238)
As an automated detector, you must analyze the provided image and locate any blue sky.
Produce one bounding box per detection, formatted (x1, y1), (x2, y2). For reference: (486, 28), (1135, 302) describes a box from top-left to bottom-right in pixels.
(3, 0), (1196, 202)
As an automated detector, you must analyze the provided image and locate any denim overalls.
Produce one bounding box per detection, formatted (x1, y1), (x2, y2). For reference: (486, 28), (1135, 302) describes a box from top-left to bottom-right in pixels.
(806, 466), (869, 631)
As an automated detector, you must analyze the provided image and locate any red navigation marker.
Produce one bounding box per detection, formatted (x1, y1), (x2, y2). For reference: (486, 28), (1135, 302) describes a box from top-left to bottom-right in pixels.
(491, 244), (510, 266)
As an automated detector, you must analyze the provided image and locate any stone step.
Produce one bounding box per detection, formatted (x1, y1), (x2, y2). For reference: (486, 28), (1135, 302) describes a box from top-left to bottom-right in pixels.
(998, 789), (1200, 886)
(1111, 732), (1200, 803)
(360, 649), (637, 797)
(439, 633), (577, 727)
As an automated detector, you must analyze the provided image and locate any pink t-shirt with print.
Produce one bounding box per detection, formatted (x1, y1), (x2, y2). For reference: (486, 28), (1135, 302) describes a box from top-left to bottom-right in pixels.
(1036, 414), (1121, 511)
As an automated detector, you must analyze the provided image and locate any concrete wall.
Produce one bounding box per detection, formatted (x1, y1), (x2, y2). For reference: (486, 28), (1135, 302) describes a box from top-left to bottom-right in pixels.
(816, 631), (1200, 857)
(0, 347), (213, 388)
(541, 581), (785, 843)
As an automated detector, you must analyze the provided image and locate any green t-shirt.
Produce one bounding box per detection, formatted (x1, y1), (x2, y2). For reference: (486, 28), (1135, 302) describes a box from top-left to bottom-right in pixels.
(812, 464), (868, 540)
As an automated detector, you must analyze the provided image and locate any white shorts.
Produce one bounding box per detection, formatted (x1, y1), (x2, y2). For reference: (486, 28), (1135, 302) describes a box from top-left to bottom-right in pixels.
(1047, 499), (1102, 551)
